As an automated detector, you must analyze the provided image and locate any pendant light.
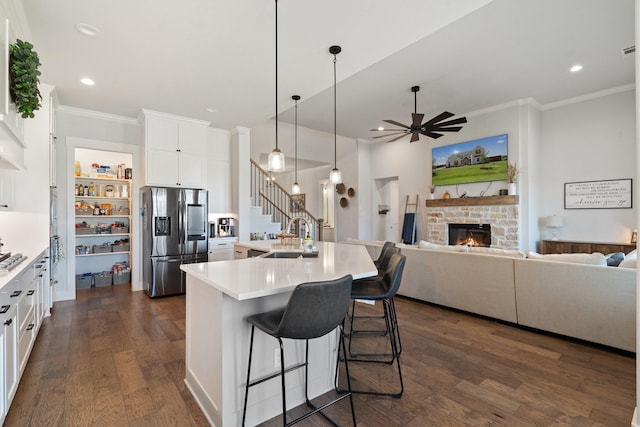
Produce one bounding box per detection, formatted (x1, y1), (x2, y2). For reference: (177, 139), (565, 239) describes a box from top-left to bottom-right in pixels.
(267, 0), (285, 172)
(329, 45), (342, 185)
(291, 95), (301, 195)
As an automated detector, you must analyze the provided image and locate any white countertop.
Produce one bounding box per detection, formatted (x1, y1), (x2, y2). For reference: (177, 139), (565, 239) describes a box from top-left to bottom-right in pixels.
(180, 241), (377, 300)
(0, 244), (48, 289)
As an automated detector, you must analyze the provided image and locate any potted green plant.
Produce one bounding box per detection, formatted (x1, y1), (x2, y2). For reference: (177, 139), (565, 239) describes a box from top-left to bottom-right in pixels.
(9, 39), (42, 118)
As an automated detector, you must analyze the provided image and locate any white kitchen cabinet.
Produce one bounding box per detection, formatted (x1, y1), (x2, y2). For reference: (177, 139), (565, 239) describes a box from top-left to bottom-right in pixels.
(208, 237), (237, 261)
(207, 128), (232, 213)
(0, 169), (14, 210)
(2, 302), (16, 416)
(140, 110), (210, 188)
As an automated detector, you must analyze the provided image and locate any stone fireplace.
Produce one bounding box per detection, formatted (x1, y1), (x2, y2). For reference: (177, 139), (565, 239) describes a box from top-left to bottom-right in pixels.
(425, 196), (519, 250)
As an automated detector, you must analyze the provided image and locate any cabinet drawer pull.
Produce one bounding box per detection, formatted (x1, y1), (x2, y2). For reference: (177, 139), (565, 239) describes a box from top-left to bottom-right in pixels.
(0, 305), (9, 314)
(26, 323), (34, 331)
(10, 290), (21, 298)
(27, 290), (35, 296)
(4, 319), (12, 326)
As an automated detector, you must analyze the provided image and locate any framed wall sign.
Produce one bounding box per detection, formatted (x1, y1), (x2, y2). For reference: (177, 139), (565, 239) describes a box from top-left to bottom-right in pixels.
(290, 194), (305, 212)
(564, 179), (632, 209)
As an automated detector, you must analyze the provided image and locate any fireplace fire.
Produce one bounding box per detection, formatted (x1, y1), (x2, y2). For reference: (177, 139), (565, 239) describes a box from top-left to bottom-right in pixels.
(448, 223), (491, 247)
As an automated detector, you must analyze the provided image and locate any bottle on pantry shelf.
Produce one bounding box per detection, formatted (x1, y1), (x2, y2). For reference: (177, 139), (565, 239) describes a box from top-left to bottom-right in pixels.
(75, 161), (81, 177)
(83, 185), (89, 196)
(88, 182), (95, 197)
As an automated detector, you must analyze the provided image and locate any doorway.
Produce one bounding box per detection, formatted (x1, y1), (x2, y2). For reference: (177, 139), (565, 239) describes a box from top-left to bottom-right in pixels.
(374, 177), (400, 242)
(320, 180), (335, 241)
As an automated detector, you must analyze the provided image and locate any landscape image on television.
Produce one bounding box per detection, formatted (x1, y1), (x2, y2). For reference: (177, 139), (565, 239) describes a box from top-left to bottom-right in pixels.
(431, 134), (508, 186)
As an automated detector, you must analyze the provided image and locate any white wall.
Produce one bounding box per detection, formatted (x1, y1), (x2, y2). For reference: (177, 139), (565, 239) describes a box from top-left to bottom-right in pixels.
(540, 89), (636, 243)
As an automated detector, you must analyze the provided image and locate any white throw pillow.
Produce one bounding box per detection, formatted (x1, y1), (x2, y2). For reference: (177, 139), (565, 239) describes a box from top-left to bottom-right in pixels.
(469, 246), (526, 258)
(418, 240), (469, 252)
(619, 250), (637, 269)
(526, 250), (607, 266)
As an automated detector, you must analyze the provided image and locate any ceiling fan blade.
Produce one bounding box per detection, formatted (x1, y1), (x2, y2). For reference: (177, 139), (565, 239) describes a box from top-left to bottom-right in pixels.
(411, 113), (424, 128)
(422, 111), (455, 127)
(369, 128), (407, 132)
(383, 119), (410, 129)
(420, 130), (443, 139)
(386, 133), (410, 143)
(410, 132), (420, 143)
(431, 126), (464, 133)
(372, 132), (406, 139)
(431, 116), (467, 128)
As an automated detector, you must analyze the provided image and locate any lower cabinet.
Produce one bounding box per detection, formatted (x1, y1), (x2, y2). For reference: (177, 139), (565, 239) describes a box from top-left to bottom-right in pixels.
(0, 249), (48, 424)
(208, 238), (237, 261)
(3, 304), (17, 418)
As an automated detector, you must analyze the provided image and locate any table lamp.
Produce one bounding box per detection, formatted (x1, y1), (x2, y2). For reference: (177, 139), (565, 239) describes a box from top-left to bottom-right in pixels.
(547, 215), (564, 240)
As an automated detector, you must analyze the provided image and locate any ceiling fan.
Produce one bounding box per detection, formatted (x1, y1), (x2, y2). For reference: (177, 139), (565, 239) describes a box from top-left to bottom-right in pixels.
(371, 86), (467, 143)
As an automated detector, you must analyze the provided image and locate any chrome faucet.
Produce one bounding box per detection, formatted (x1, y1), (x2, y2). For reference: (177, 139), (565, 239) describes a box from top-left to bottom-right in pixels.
(286, 216), (310, 239)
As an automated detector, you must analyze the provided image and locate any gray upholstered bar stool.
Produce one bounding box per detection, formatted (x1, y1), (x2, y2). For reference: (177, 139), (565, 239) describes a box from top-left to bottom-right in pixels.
(339, 253), (406, 398)
(374, 241), (396, 269)
(242, 275), (356, 427)
(348, 245), (403, 355)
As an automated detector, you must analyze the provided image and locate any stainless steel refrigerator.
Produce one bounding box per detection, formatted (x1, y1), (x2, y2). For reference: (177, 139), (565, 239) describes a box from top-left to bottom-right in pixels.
(142, 186), (208, 297)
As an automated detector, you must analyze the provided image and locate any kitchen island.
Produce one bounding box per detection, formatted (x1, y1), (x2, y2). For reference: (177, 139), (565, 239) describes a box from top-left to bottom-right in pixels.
(181, 241), (376, 426)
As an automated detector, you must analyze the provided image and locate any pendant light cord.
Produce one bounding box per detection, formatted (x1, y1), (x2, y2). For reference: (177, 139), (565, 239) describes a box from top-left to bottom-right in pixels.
(333, 53), (337, 168)
(275, 0), (279, 150)
(294, 97), (298, 182)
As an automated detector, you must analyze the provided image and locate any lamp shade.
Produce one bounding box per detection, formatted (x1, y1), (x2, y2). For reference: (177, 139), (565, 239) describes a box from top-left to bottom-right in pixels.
(546, 215), (563, 228)
(268, 148), (285, 172)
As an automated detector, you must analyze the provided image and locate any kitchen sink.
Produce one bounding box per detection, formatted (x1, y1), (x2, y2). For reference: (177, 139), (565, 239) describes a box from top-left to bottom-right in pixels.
(261, 251), (302, 259)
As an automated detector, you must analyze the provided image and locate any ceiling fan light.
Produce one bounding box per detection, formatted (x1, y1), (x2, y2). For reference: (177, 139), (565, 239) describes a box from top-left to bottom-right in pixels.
(329, 168), (342, 185)
(292, 182), (300, 194)
(268, 148), (285, 172)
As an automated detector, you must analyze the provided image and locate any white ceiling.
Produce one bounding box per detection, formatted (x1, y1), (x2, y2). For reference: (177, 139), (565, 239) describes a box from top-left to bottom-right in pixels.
(22, 0), (635, 143)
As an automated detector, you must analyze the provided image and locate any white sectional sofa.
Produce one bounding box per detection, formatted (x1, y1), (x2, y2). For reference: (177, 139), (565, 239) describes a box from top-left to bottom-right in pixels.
(345, 240), (637, 352)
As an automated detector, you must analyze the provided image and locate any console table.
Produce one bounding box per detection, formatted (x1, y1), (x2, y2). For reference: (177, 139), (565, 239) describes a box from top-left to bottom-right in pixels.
(541, 239), (636, 255)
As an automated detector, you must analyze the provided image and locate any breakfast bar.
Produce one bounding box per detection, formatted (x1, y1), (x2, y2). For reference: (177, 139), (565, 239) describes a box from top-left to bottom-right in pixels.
(180, 241), (377, 426)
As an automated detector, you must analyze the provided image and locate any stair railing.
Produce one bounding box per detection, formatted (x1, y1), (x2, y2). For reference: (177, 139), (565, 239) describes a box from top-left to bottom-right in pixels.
(250, 158), (322, 241)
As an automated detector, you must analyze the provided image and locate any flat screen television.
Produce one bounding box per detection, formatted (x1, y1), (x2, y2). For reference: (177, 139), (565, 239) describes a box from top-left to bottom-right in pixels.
(431, 133), (508, 186)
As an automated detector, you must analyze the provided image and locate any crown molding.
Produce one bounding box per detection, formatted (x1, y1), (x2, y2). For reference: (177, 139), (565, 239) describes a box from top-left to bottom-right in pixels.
(540, 83), (635, 110)
(57, 105), (139, 125)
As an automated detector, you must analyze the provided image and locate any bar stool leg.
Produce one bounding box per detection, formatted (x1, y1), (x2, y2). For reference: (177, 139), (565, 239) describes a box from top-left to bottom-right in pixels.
(277, 338), (287, 427)
(242, 325), (256, 427)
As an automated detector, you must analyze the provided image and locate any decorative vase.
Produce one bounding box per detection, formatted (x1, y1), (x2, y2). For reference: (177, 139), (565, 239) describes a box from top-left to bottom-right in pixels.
(429, 193), (435, 200)
(508, 183), (517, 195)
(443, 190), (450, 200)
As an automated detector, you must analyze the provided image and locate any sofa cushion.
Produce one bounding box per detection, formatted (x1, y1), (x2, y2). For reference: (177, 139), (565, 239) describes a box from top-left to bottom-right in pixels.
(619, 250), (637, 268)
(417, 240), (469, 252)
(605, 252), (625, 267)
(468, 246), (526, 258)
(526, 250), (607, 266)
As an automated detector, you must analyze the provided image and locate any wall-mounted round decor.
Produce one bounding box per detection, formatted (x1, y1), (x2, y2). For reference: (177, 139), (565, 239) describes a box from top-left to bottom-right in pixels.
(340, 197), (348, 208)
(347, 187), (355, 197)
(336, 183), (346, 194)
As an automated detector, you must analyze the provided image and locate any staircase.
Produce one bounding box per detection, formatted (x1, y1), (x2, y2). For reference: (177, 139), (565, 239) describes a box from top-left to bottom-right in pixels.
(250, 159), (322, 240)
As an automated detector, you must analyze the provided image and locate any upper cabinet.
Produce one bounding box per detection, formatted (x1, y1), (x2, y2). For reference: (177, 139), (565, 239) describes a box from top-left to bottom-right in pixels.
(0, 19), (25, 170)
(139, 109), (209, 188)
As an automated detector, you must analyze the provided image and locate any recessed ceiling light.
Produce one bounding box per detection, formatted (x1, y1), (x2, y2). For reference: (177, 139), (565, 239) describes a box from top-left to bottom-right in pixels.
(378, 126), (384, 131)
(80, 78), (95, 86)
(75, 23), (100, 37)
(570, 64), (583, 73)
(206, 107), (218, 113)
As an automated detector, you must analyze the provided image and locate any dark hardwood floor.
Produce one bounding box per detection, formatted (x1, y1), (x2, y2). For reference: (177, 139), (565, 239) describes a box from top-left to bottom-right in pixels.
(4, 285), (635, 426)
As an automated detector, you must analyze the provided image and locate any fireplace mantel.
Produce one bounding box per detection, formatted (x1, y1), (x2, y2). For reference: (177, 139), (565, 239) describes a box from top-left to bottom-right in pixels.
(426, 195), (518, 208)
